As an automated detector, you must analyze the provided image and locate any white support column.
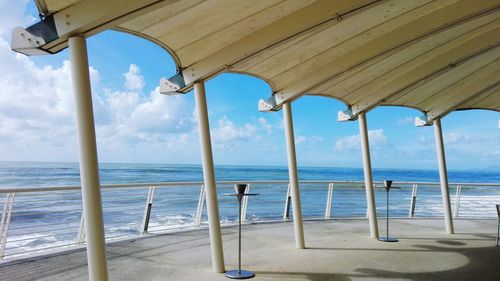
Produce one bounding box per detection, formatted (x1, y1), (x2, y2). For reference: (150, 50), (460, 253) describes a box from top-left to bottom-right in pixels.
(194, 81), (225, 273)
(68, 36), (108, 281)
(433, 119), (454, 234)
(358, 112), (379, 239)
(282, 102), (305, 249)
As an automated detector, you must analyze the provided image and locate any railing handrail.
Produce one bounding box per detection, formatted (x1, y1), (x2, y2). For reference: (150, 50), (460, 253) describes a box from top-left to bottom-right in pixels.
(0, 180), (499, 194)
(1, 178), (499, 260)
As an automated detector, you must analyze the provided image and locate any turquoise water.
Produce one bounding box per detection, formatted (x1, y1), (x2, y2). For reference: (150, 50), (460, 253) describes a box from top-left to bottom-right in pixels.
(1, 161), (499, 188)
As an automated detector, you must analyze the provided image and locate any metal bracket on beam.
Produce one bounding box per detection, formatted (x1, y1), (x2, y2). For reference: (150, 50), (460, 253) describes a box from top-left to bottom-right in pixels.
(415, 114), (431, 127)
(159, 72), (187, 95)
(338, 107), (357, 122)
(258, 96), (278, 112)
(11, 15), (58, 56)
(11, 26), (50, 56)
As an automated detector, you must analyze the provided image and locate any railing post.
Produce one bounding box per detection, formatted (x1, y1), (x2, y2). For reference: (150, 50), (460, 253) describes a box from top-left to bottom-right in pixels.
(283, 184), (291, 220)
(194, 185), (206, 226)
(454, 185), (462, 218)
(141, 186), (155, 235)
(325, 183), (334, 219)
(409, 184), (418, 218)
(76, 214), (86, 244)
(0, 193), (15, 260)
(241, 184), (250, 222)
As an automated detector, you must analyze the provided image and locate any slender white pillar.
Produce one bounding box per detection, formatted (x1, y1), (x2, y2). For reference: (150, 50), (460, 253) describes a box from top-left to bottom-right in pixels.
(358, 112), (379, 239)
(194, 82), (225, 272)
(282, 102), (305, 249)
(68, 36), (108, 281)
(434, 119), (454, 234)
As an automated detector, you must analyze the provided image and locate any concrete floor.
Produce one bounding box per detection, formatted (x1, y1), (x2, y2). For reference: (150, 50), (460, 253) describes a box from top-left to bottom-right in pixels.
(1, 219), (499, 281)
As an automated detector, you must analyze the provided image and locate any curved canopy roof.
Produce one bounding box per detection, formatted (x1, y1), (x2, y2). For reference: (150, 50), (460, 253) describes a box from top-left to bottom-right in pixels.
(13, 0), (500, 125)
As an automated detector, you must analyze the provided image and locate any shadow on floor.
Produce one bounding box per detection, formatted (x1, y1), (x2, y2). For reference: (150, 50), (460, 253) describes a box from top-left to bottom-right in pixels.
(273, 243), (500, 281)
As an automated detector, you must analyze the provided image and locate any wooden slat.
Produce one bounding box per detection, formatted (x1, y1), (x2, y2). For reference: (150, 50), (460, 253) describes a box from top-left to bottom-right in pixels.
(250, 0), (436, 83)
(319, 12), (500, 101)
(270, 0), (499, 109)
(391, 46), (500, 106)
(456, 86), (500, 111)
(416, 61), (500, 112)
(174, 0), (309, 66)
(177, 0), (368, 85)
(118, 0), (204, 32)
(308, 53), (391, 96)
(347, 27), (500, 114)
(44, 0), (82, 13)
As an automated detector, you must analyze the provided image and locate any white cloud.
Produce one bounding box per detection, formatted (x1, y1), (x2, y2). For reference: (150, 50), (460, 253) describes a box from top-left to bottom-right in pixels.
(295, 135), (306, 144)
(444, 131), (471, 145)
(295, 135), (323, 145)
(99, 86), (195, 143)
(417, 134), (431, 145)
(0, 25), (196, 161)
(257, 117), (272, 134)
(123, 64), (145, 91)
(0, 41), (83, 148)
(335, 129), (387, 151)
(0, 1), (35, 38)
(396, 116), (414, 125)
(211, 116), (256, 143)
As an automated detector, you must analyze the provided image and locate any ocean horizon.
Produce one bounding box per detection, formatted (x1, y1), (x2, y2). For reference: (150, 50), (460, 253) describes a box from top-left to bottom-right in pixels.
(1, 161), (500, 189)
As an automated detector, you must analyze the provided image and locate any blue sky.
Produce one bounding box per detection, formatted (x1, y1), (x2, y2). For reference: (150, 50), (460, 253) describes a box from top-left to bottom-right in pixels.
(0, 1), (499, 170)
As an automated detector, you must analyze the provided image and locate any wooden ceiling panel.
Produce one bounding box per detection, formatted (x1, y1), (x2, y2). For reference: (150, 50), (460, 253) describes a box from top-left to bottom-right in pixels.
(27, 0), (500, 114)
(43, 0), (82, 13)
(243, 0), (434, 81)
(414, 61), (499, 111)
(318, 13), (500, 101)
(118, 0), (205, 33)
(457, 85), (500, 111)
(347, 24), (500, 110)
(174, 0), (312, 66)
(390, 46), (500, 106)
(271, 0), (495, 95)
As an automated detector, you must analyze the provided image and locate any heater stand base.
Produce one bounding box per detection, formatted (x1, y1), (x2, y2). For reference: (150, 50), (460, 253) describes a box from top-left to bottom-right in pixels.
(378, 237), (398, 242)
(225, 270), (254, 279)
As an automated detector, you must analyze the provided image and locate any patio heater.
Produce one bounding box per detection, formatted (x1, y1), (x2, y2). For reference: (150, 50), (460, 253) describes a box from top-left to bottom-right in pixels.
(378, 180), (400, 242)
(225, 184), (258, 279)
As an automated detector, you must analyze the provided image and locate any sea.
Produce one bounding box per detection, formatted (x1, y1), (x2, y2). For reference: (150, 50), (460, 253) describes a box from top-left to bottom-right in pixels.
(2, 161), (500, 188)
(0, 161), (499, 259)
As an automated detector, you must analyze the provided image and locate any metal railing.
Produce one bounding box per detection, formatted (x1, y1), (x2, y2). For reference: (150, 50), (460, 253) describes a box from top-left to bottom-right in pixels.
(0, 180), (499, 260)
